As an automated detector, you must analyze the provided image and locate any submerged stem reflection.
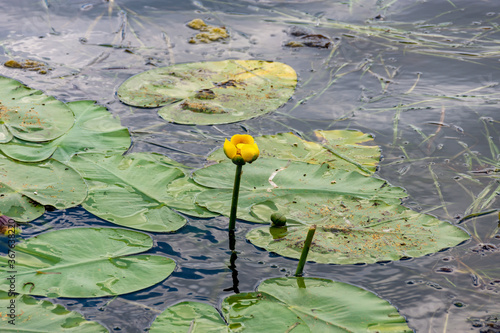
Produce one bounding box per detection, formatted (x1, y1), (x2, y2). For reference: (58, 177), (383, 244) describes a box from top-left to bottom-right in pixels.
(224, 230), (239, 294)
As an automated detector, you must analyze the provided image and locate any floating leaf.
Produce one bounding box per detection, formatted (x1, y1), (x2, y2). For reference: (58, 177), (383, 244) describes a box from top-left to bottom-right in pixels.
(150, 277), (411, 332)
(0, 187), (44, 222)
(0, 124), (13, 143)
(69, 152), (187, 232)
(0, 75), (74, 142)
(117, 60), (297, 125)
(0, 153), (87, 222)
(247, 193), (469, 264)
(315, 129), (380, 174)
(0, 292), (107, 332)
(0, 228), (175, 298)
(193, 158), (406, 223)
(209, 130), (380, 175)
(164, 177), (219, 218)
(150, 302), (228, 333)
(0, 100), (130, 163)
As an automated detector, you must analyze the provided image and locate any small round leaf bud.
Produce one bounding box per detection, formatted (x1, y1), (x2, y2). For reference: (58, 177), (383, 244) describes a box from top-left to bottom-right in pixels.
(271, 213), (287, 227)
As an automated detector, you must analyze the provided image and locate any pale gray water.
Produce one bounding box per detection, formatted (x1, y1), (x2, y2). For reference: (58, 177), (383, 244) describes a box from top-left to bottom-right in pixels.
(1, 0), (500, 331)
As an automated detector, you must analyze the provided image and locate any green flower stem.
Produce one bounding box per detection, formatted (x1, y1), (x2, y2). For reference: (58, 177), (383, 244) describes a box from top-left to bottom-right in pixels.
(228, 163), (243, 231)
(295, 225), (316, 277)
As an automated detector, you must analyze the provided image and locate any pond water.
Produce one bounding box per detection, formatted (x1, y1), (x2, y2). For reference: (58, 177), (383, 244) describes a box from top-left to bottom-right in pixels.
(1, 0), (500, 331)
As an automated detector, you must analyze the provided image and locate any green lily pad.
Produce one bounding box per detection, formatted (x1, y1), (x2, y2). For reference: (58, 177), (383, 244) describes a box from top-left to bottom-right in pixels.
(0, 186), (45, 222)
(0, 75), (74, 142)
(193, 158), (407, 223)
(209, 131), (380, 175)
(0, 228), (175, 298)
(0, 153), (87, 222)
(0, 100), (131, 163)
(0, 292), (107, 332)
(247, 193), (469, 264)
(0, 124), (13, 143)
(164, 177), (219, 218)
(315, 129), (380, 175)
(150, 277), (411, 332)
(68, 152), (188, 232)
(150, 302), (228, 333)
(117, 60), (297, 125)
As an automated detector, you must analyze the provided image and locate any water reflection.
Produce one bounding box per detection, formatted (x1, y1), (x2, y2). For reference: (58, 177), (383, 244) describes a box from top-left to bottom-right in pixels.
(225, 230), (240, 294)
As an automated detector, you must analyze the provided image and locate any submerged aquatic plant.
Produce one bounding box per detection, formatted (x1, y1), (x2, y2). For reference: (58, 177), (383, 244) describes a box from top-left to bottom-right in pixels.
(223, 134), (260, 232)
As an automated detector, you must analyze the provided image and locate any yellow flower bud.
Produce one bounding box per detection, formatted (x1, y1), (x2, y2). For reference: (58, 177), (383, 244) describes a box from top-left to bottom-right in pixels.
(223, 134), (259, 165)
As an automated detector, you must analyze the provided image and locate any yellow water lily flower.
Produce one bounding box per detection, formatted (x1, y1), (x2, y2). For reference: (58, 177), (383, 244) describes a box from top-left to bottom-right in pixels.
(224, 134), (259, 165)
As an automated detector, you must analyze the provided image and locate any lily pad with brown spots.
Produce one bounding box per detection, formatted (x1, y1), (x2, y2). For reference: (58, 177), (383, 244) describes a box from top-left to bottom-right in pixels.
(0, 75), (74, 142)
(116, 60), (297, 125)
(247, 193), (469, 264)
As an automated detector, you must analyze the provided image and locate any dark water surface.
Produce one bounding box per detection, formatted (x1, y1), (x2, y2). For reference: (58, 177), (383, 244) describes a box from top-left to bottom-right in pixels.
(1, 0), (500, 332)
